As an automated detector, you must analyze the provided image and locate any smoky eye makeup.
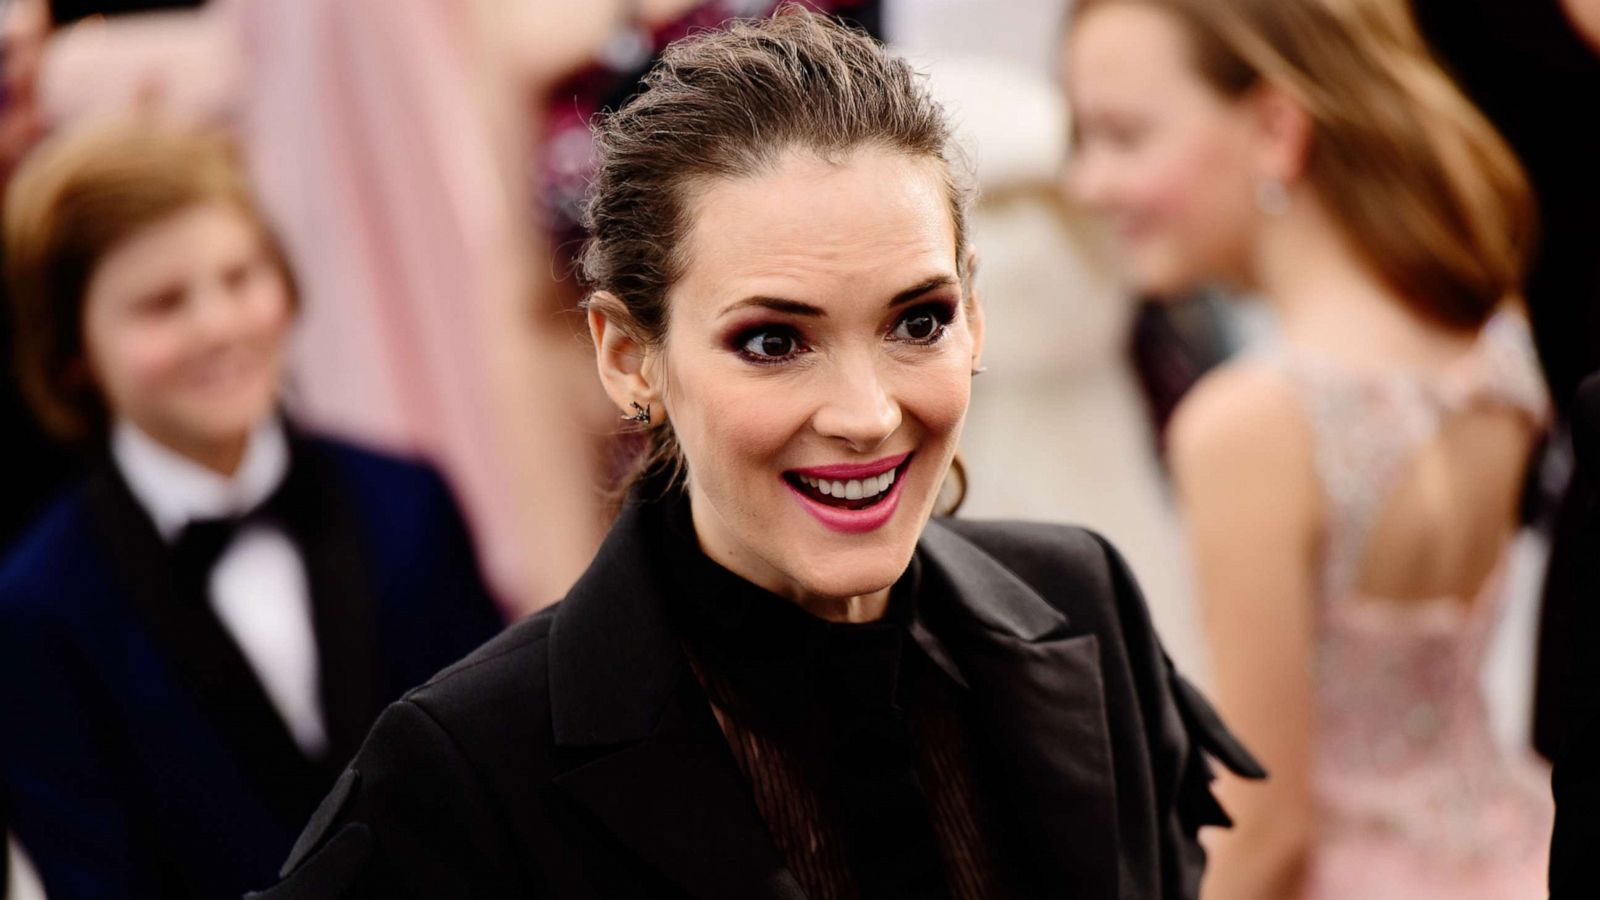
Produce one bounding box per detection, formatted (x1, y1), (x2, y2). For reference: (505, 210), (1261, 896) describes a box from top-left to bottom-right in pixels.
(728, 321), (811, 365)
(723, 292), (960, 366)
(888, 299), (958, 345)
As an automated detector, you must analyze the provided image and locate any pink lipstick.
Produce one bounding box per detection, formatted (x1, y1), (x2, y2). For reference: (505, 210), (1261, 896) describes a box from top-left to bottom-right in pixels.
(783, 453), (912, 534)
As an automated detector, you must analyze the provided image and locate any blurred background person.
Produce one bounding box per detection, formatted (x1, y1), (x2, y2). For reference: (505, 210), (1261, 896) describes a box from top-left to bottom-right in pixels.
(885, 0), (1209, 678)
(0, 119), (502, 898)
(1066, 0), (1553, 897)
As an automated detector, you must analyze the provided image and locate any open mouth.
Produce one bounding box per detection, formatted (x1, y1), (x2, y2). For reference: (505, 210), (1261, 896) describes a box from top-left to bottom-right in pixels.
(783, 454), (913, 511)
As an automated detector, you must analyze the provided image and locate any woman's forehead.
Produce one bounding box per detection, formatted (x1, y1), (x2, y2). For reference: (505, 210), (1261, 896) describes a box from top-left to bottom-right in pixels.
(672, 149), (958, 315)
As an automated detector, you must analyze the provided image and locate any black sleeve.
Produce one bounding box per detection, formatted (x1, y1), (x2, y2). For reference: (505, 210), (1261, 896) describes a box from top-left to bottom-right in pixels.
(1551, 711), (1600, 898)
(248, 699), (526, 900)
(1088, 532), (1265, 900)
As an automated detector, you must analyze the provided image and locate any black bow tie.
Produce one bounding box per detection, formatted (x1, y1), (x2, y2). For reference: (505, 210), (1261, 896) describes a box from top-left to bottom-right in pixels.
(170, 473), (298, 600)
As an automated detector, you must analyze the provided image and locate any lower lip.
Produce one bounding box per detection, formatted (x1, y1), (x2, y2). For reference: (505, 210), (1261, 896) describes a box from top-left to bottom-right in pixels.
(783, 462), (909, 534)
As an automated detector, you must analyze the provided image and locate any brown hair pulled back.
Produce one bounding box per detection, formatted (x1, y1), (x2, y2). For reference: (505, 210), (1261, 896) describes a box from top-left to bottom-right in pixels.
(1073, 0), (1534, 331)
(580, 6), (974, 498)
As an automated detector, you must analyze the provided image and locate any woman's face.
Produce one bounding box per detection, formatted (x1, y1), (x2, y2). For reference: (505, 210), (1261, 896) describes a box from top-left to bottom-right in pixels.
(1065, 2), (1264, 296)
(81, 201), (292, 470)
(657, 148), (981, 609)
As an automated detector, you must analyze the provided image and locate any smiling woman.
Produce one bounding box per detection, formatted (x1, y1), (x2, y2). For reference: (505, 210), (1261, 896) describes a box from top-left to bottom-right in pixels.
(257, 8), (1261, 900)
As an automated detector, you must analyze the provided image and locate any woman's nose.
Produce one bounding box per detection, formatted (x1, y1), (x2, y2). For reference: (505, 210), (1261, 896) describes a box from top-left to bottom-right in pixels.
(811, 357), (902, 453)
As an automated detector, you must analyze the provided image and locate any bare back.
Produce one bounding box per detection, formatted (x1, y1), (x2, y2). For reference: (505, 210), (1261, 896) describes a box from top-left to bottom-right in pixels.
(1271, 311), (1549, 606)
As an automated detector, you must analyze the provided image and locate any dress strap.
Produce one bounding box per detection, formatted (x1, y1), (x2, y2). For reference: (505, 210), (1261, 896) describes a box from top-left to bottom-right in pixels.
(1262, 310), (1550, 598)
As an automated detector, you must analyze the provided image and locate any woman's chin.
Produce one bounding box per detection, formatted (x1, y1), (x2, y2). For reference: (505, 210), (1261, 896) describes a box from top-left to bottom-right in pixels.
(787, 552), (913, 609)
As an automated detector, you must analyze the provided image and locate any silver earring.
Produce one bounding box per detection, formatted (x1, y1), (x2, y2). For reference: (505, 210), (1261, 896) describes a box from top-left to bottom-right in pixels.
(622, 401), (651, 424)
(971, 366), (988, 376)
(1255, 178), (1290, 216)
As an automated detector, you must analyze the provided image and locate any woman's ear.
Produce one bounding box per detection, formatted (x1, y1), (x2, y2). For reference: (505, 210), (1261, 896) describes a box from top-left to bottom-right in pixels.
(963, 247), (986, 375)
(1248, 84), (1313, 185)
(587, 291), (658, 419)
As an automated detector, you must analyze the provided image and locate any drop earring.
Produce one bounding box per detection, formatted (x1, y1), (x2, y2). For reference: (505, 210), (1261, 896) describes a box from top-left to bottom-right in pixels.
(1255, 178), (1290, 216)
(622, 401), (651, 424)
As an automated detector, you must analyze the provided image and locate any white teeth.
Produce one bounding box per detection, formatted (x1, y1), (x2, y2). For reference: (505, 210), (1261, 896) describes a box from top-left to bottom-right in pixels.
(795, 467), (901, 500)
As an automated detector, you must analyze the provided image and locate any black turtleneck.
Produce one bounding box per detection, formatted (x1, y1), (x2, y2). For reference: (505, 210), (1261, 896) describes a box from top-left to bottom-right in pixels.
(644, 487), (1000, 900)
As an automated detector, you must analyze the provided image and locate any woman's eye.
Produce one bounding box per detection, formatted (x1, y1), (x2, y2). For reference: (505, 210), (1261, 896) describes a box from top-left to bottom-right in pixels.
(890, 304), (954, 343)
(737, 326), (806, 362)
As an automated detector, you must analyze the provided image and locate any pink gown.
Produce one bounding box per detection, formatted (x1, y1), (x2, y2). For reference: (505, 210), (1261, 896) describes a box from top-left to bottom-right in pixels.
(1270, 312), (1555, 899)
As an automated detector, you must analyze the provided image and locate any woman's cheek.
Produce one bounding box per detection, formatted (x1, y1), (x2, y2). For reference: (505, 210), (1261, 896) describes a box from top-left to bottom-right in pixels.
(671, 363), (800, 470)
(904, 363), (971, 440)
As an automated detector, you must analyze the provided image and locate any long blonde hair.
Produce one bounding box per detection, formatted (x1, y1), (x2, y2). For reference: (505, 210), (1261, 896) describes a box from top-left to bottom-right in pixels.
(1073, 0), (1534, 330)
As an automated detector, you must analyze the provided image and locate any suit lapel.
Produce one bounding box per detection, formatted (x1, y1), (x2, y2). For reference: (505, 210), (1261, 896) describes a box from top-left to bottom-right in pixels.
(547, 500), (803, 900)
(552, 673), (807, 900)
(917, 522), (1122, 899)
(84, 462), (332, 825)
(281, 437), (383, 767)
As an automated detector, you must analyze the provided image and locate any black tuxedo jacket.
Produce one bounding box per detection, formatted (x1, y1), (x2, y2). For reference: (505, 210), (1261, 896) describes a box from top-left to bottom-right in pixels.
(255, 502), (1262, 900)
(0, 434), (503, 898)
(1548, 371), (1600, 897)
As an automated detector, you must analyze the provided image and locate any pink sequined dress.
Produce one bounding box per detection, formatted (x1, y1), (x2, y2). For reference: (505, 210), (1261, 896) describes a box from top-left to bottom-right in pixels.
(1269, 312), (1555, 899)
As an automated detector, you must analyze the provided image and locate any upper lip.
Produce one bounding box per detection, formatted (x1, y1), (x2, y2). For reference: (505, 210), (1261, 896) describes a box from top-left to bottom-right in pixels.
(787, 452), (910, 480)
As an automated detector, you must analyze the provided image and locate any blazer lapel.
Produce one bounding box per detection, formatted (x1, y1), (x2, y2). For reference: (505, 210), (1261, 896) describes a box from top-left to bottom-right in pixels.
(546, 500), (804, 900)
(83, 463), (332, 825)
(917, 522), (1122, 899)
(280, 436), (383, 768)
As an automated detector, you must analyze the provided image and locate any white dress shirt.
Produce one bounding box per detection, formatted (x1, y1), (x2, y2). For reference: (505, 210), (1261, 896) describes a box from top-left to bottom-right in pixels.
(112, 419), (329, 758)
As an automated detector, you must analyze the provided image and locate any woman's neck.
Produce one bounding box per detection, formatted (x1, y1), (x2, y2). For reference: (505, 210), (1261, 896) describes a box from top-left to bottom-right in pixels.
(794, 589), (892, 624)
(1249, 192), (1474, 369)
(685, 482), (896, 624)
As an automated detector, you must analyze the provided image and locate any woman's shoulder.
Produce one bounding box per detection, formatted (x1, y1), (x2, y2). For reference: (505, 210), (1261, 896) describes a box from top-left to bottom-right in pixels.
(1168, 359), (1309, 469)
(934, 518), (1111, 583)
(257, 608), (562, 896)
(930, 517), (1135, 623)
(401, 604), (559, 729)
(1167, 359), (1320, 513)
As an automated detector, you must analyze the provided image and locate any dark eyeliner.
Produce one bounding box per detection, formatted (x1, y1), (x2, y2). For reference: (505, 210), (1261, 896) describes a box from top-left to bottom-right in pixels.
(889, 300), (957, 345)
(730, 322), (808, 365)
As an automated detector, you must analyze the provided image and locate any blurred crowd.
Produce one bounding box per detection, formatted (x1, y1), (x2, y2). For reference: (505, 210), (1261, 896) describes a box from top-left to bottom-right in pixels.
(1, 0), (1597, 897)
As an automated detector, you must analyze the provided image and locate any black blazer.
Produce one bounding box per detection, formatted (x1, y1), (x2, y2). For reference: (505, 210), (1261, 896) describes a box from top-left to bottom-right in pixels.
(0, 433), (504, 899)
(254, 500), (1262, 900)
(1548, 371), (1600, 897)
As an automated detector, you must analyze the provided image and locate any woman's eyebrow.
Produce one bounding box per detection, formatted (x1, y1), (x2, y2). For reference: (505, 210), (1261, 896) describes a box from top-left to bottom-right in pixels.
(717, 274), (958, 320)
(888, 275), (958, 308)
(720, 296), (825, 318)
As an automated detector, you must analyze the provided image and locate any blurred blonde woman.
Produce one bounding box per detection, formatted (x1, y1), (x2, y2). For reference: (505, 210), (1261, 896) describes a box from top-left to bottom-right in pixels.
(1066, 0), (1552, 897)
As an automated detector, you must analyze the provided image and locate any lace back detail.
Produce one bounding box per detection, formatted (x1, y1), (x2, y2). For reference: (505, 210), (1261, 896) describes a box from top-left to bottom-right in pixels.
(1267, 311), (1550, 600)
